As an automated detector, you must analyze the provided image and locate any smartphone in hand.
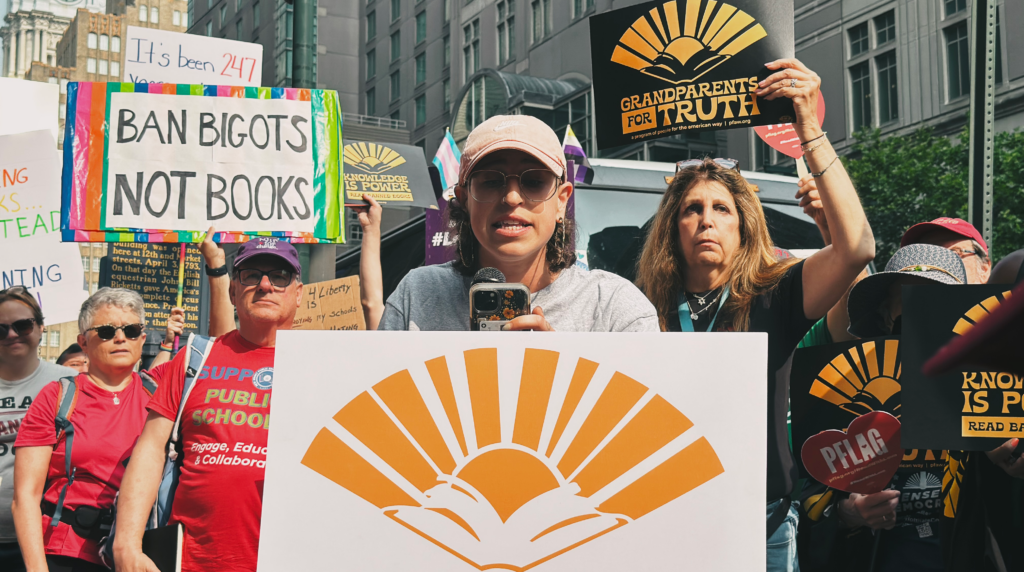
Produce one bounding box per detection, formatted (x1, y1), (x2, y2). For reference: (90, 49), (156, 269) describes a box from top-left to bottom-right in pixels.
(469, 283), (531, 331)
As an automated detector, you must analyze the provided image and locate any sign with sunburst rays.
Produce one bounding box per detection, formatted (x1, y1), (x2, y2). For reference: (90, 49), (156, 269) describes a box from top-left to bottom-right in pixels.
(589, 0), (794, 149)
(341, 140), (436, 208)
(902, 285), (1020, 450)
(258, 332), (768, 571)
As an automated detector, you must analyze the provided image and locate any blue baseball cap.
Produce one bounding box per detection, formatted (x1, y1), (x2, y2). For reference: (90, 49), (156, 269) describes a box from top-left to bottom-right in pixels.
(233, 237), (302, 275)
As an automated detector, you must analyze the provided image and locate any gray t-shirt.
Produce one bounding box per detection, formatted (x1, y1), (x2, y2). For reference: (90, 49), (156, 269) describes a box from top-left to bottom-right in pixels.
(379, 262), (660, 332)
(0, 360), (77, 541)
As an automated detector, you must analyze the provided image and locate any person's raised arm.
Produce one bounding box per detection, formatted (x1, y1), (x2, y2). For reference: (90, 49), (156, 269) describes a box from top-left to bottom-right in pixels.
(112, 412), (174, 572)
(149, 307), (185, 369)
(200, 227), (235, 336)
(758, 59), (875, 320)
(356, 195), (384, 330)
(12, 446), (53, 572)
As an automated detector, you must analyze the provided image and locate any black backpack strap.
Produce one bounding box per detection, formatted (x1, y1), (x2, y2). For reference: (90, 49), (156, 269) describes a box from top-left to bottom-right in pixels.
(51, 376), (79, 528)
(139, 372), (158, 396)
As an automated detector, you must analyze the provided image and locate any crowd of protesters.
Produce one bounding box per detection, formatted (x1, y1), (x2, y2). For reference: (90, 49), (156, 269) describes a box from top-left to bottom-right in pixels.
(1, 57), (1023, 572)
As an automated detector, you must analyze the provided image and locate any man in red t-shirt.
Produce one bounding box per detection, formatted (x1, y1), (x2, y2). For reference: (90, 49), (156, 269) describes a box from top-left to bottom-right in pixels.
(114, 238), (303, 572)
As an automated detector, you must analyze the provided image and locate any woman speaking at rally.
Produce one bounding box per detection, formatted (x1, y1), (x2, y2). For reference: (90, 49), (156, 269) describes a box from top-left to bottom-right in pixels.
(635, 59), (875, 571)
(13, 289), (153, 572)
(378, 115), (658, 332)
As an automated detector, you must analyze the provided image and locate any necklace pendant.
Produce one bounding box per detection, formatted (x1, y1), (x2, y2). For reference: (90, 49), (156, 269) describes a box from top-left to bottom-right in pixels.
(695, 295), (706, 305)
(690, 312), (698, 320)
(113, 395), (120, 405)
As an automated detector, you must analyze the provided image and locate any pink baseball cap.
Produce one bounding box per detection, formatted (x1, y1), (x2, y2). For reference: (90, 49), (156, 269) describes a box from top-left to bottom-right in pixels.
(459, 115), (566, 185)
(901, 217), (988, 255)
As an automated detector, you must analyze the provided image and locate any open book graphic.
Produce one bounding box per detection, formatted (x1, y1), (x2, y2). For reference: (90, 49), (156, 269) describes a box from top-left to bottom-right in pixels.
(386, 475), (630, 571)
(641, 38), (731, 84)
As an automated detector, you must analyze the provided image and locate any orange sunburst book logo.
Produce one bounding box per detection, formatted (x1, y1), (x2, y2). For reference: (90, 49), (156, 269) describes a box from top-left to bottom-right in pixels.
(300, 348), (724, 571)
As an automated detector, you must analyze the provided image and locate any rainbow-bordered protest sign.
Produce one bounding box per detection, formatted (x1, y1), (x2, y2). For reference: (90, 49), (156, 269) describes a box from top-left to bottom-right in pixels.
(61, 82), (343, 243)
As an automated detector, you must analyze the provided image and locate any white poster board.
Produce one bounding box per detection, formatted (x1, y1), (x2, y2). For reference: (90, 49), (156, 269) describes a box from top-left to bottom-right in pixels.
(0, 79), (59, 143)
(102, 91), (315, 233)
(124, 26), (263, 86)
(260, 332), (768, 571)
(1, 130), (89, 324)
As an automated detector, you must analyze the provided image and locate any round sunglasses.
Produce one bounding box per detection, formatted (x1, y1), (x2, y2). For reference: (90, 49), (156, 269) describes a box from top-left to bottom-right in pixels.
(86, 323), (145, 340)
(0, 318), (37, 338)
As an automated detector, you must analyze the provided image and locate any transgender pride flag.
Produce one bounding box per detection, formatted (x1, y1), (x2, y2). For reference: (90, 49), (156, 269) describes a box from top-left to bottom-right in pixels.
(562, 126), (595, 185)
(432, 129), (462, 201)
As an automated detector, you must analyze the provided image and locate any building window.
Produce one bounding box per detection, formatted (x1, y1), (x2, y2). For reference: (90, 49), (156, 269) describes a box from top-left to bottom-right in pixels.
(111, 61), (120, 77)
(391, 0), (400, 22)
(391, 110), (400, 123)
(111, 36), (121, 53)
(50, 330), (60, 348)
(253, 2), (260, 28)
(236, 20), (243, 40)
(573, 0), (593, 18)
(443, 34), (450, 68)
(140, 5), (148, 22)
(60, 78), (68, 93)
(367, 49), (376, 79)
(92, 257), (101, 272)
(531, 0), (551, 43)
(219, 5), (226, 26)
(173, 10), (181, 26)
(850, 61), (871, 132)
(876, 51), (897, 124)
(151, 7), (159, 23)
(391, 31), (401, 61)
(497, 0), (515, 65)
(944, 0), (966, 18)
(390, 71), (400, 101)
(945, 21), (969, 100)
(443, 78), (451, 112)
(237, 0), (243, 10)
(99, 34), (109, 51)
(206, 20), (213, 36)
(463, 20), (479, 82)
(87, 58), (97, 73)
(367, 11), (376, 40)
(82, 256), (89, 271)
(349, 224), (363, 241)
(367, 87), (376, 115)
(874, 11), (894, 45)
(87, 33), (97, 49)
(443, 0), (450, 22)
(848, 22), (868, 57)
(99, 59), (108, 75)
(416, 11), (426, 44)
(415, 95), (426, 126)
(415, 52), (426, 84)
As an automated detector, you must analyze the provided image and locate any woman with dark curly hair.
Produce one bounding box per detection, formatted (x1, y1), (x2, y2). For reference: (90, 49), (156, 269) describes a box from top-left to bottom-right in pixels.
(378, 115), (658, 332)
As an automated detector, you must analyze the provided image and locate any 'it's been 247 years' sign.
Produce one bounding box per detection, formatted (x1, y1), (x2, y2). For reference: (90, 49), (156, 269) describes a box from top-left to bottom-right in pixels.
(589, 0), (795, 149)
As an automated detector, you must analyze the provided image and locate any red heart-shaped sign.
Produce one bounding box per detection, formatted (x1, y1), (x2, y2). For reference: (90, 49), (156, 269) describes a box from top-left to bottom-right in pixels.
(800, 411), (902, 495)
(753, 91), (826, 159)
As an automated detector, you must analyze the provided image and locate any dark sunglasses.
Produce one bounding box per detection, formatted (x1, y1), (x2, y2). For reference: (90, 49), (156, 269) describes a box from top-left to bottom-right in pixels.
(235, 268), (295, 288)
(0, 318), (37, 338)
(675, 158), (741, 173)
(87, 323), (145, 340)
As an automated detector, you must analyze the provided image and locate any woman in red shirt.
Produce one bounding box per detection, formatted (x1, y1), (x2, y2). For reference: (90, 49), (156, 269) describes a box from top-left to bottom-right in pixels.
(13, 288), (152, 572)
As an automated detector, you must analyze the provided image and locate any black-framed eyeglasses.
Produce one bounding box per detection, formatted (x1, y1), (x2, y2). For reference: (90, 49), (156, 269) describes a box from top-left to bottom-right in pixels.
(466, 169), (561, 203)
(0, 318), (37, 338)
(235, 268), (295, 288)
(675, 158), (741, 174)
(87, 323), (145, 340)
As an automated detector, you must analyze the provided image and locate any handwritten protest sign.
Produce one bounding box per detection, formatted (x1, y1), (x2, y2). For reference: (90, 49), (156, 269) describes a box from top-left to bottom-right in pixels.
(0, 79), (59, 142)
(262, 332), (768, 571)
(106, 242), (202, 335)
(61, 82), (343, 244)
(589, 0), (794, 149)
(902, 285), (1018, 450)
(124, 26), (263, 86)
(1, 130), (88, 324)
(291, 276), (365, 331)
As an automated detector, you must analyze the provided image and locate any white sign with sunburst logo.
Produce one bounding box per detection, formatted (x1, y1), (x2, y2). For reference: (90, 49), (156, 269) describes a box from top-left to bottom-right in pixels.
(259, 332), (768, 571)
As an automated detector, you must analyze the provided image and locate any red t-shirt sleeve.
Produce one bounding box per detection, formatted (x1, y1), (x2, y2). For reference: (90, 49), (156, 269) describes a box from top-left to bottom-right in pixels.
(146, 349), (188, 421)
(14, 381), (62, 448)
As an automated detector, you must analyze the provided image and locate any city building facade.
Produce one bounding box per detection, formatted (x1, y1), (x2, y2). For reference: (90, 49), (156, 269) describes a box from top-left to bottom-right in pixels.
(2, 0), (105, 78)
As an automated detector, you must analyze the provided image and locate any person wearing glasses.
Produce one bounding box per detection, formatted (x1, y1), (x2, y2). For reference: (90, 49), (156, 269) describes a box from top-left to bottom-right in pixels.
(378, 114), (658, 332)
(900, 218), (991, 285)
(634, 59), (875, 572)
(0, 287), (78, 572)
(13, 288), (151, 572)
(113, 238), (302, 572)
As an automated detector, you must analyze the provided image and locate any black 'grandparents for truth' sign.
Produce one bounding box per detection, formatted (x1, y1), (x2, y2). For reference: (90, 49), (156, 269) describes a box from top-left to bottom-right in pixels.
(589, 0), (795, 149)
